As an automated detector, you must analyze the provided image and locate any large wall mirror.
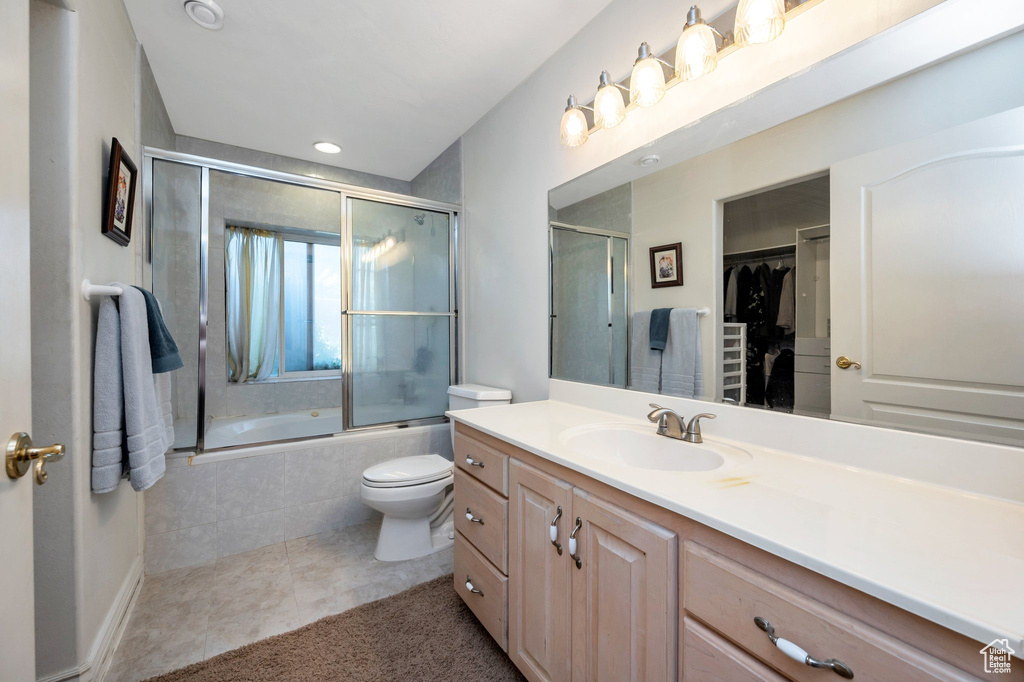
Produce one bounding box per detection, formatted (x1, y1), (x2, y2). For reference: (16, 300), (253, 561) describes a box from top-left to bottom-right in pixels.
(548, 29), (1024, 448)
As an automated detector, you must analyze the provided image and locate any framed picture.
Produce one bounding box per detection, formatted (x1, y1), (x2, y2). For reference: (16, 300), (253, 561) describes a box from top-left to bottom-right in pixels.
(103, 138), (137, 246)
(649, 242), (683, 288)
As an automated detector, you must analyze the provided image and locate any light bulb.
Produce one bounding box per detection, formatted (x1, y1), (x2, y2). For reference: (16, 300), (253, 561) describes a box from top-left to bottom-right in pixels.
(675, 7), (718, 81)
(594, 71), (626, 129)
(559, 96), (589, 148)
(734, 0), (785, 46)
(629, 43), (666, 108)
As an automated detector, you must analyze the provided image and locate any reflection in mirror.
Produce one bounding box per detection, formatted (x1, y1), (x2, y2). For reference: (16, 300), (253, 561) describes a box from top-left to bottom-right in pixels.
(721, 174), (829, 416)
(548, 31), (1024, 447)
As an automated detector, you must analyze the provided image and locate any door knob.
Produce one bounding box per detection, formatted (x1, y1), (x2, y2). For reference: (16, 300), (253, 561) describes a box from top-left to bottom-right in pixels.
(6, 432), (65, 485)
(835, 356), (862, 370)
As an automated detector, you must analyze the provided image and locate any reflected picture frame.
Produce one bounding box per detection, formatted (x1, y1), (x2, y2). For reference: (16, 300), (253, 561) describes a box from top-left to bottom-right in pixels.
(103, 137), (137, 246)
(649, 242), (683, 288)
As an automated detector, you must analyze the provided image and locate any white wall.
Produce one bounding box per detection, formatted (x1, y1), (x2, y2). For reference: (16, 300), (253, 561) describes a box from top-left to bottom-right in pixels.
(631, 31), (1024, 399)
(458, 0), (1018, 403)
(30, 0), (149, 678)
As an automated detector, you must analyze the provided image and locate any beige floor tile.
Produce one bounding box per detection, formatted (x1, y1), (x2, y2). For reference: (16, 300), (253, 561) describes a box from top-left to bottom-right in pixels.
(295, 581), (392, 626)
(114, 597), (209, 663)
(136, 561), (215, 610)
(213, 541), (290, 586)
(106, 634), (206, 682)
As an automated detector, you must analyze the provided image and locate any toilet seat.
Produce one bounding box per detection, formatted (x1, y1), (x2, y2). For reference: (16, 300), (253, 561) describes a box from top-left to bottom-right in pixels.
(362, 454), (453, 489)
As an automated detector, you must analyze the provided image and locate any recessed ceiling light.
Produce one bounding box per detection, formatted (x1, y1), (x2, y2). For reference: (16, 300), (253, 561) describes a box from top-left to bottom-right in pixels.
(184, 0), (224, 30)
(313, 142), (342, 154)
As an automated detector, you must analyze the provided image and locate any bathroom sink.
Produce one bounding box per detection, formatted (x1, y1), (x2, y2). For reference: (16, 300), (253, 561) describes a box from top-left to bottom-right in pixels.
(559, 423), (751, 472)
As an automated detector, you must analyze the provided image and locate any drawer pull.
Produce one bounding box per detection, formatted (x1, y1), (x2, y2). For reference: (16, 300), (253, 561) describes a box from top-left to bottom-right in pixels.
(550, 505), (563, 555)
(465, 575), (484, 596)
(754, 617), (854, 679)
(569, 516), (582, 569)
(465, 507), (484, 524)
(465, 455), (485, 468)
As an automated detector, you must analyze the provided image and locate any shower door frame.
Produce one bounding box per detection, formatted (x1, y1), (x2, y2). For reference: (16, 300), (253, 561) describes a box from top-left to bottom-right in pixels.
(548, 221), (631, 388)
(144, 147), (461, 452)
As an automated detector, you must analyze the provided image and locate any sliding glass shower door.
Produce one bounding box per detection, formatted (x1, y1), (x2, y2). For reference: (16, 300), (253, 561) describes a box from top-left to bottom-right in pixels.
(549, 224), (629, 387)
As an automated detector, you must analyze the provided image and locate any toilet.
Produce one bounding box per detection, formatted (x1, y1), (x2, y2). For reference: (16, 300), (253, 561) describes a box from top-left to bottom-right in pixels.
(361, 384), (512, 562)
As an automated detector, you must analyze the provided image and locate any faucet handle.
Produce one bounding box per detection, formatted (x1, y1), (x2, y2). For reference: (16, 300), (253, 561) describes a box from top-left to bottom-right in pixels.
(686, 413), (717, 440)
(646, 403), (665, 422)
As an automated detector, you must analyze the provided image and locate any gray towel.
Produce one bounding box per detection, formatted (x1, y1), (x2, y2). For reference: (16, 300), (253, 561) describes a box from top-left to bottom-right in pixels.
(649, 308), (671, 351)
(629, 312), (662, 393)
(661, 308), (704, 399)
(91, 296), (126, 493)
(133, 286), (183, 373)
(91, 284), (168, 493)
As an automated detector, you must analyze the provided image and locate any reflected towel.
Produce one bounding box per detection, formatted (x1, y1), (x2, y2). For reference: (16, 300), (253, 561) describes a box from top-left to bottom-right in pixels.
(629, 312), (661, 393)
(661, 308), (703, 399)
(649, 308), (671, 351)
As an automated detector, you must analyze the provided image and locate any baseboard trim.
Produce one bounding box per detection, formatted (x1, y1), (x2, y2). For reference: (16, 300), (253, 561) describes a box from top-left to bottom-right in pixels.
(37, 555), (144, 682)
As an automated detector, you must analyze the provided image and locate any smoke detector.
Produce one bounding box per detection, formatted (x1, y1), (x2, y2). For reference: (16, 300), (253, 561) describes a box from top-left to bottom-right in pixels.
(638, 154), (661, 168)
(184, 0), (224, 30)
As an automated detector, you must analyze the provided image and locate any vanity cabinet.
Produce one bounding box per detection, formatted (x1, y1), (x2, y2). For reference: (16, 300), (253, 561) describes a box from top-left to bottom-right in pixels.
(454, 423), (1011, 682)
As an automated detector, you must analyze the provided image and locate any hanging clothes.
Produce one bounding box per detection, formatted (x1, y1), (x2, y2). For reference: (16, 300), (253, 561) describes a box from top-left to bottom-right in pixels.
(776, 268), (796, 333)
(735, 266), (752, 325)
(724, 266), (738, 320)
(768, 266), (790, 331)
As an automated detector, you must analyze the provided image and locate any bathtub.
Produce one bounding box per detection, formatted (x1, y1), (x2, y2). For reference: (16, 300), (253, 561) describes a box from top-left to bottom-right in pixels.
(203, 407), (345, 450)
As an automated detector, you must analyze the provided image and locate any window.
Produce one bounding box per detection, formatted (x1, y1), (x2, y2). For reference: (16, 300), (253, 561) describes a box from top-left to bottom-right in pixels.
(281, 239), (342, 375)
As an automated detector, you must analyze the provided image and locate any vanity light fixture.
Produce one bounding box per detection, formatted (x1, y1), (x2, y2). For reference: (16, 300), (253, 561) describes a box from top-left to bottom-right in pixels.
(594, 71), (629, 129)
(313, 141), (342, 154)
(676, 5), (725, 81)
(629, 43), (671, 108)
(557, 0), (803, 148)
(560, 95), (593, 149)
(734, 0), (786, 46)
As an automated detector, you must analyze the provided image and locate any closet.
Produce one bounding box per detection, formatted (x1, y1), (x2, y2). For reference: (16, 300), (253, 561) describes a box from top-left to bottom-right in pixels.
(721, 175), (830, 414)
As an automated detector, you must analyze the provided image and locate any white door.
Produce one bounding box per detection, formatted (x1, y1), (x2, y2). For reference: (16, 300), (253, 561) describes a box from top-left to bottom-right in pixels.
(831, 106), (1024, 445)
(1, 1), (37, 679)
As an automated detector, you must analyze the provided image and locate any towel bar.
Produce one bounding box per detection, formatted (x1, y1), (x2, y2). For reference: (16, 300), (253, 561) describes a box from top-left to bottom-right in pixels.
(81, 279), (124, 301)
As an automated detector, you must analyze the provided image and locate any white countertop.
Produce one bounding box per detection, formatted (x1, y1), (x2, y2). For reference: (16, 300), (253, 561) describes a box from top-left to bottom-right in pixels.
(448, 398), (1024, 651)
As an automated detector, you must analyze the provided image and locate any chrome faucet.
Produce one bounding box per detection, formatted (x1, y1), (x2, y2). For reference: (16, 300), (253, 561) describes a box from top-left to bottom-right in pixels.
(647, 404), (717, 443)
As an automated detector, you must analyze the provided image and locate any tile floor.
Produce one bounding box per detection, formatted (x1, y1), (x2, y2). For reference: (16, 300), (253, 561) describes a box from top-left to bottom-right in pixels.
(106, 519), (453, 682)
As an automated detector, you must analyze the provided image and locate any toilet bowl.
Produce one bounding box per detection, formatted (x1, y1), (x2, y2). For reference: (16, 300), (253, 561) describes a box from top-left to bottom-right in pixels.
(361, 454), (455, 561)
(361, 384), (512, 562)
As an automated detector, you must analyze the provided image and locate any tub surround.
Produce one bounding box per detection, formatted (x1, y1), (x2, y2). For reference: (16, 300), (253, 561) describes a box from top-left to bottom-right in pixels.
(447, 380), (1024, 652)
(144, 424), (454, 574)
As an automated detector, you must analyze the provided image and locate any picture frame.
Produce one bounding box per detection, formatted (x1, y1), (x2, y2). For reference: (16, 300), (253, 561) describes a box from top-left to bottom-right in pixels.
(102, 138), (137, 246)
(649, 242), (683, 288)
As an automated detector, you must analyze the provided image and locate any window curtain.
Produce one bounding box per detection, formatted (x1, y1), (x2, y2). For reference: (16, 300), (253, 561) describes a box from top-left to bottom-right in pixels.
(225, 226), (283, 382)
(352, 241), (383, 370)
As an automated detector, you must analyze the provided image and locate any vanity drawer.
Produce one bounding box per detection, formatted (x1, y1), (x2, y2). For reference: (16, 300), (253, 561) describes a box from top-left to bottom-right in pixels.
(683, 543), (974, 682)
(454, 469), (508, 573)
(794, 354), (831, 375)
(455, 531), (508, 651)
(454, 431), (509, 495)
(683, 617), (787, 681)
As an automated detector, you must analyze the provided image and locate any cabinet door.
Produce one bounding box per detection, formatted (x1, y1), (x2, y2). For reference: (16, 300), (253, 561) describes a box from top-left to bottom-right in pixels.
(509, 460), (573, 682)
(571, 489), (678, 682)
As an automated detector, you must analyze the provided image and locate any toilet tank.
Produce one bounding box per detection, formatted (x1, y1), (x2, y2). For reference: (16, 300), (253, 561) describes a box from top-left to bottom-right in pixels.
(447, 384), (512, 411)
(448, 384), (512, 447)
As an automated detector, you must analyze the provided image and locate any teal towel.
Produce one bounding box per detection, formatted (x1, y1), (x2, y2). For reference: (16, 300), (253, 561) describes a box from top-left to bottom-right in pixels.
(650, 308), (672, 351)
(133, 287), (183, 374)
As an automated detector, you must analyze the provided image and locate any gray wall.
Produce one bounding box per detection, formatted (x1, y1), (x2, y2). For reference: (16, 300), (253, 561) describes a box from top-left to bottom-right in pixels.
(140, 45), (174, 150)
(555, 182), (632, 234)
(175, 135), (412, 195)
(30, 0), (150, 677)
(411, 138), (462, 205)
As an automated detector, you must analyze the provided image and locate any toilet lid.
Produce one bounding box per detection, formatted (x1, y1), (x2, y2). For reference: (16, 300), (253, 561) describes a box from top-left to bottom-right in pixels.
(362, 454), (453, 488)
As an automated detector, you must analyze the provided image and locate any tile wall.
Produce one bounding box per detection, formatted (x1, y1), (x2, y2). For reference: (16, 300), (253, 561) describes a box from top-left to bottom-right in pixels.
(144, 424), (453, 574)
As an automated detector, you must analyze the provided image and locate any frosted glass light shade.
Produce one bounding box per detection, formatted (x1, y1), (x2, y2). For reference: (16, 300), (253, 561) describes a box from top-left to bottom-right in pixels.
(675, 22), (718, 81)
(594, 84), (626, 129)
(560, 106), (589, 148)
(734, 0), (785, 46)
(630, 57), (667, 108)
